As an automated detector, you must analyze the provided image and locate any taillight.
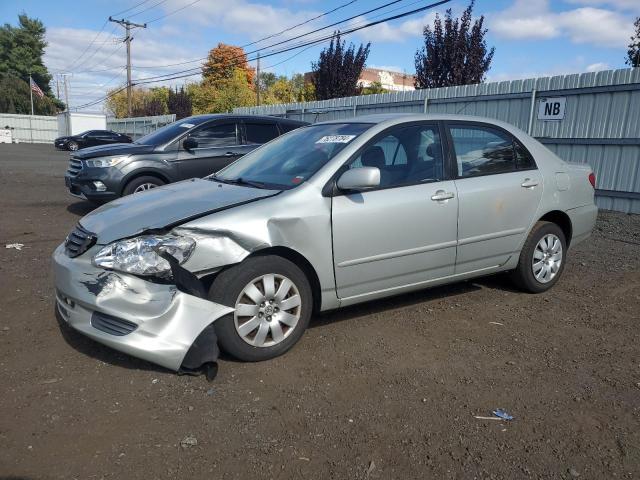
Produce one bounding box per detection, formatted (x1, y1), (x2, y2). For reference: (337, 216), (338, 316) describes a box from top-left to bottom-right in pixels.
(588, 172), (596, 188)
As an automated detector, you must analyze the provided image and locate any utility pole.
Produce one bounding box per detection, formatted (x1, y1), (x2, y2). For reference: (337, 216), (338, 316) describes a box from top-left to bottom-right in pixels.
(109, 16), (146, 117)
(60, 74), (71, 135)
(256, 52), (261, 107)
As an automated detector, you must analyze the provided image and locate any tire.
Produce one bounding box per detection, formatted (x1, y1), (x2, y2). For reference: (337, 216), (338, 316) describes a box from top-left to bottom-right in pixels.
(121, 175), (165, 196)
(511, 221), (567, 293)
(209, 255), (313, 362)
(68, 141), (79, 151)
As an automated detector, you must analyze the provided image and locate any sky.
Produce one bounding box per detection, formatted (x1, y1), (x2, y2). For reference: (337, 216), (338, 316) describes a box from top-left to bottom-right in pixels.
(1, 0), (637, 111)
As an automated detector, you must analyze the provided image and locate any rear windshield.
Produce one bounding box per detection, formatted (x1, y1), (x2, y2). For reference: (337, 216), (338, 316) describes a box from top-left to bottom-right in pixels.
(214, 123), (372, 190)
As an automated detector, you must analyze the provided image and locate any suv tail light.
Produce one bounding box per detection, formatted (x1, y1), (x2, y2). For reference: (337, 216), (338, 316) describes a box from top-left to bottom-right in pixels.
(588, 172), (596, 188)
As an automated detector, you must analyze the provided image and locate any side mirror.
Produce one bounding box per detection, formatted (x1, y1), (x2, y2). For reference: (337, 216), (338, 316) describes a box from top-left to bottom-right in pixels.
(337, 167), (380, 191)
(183, 137), (198, 150)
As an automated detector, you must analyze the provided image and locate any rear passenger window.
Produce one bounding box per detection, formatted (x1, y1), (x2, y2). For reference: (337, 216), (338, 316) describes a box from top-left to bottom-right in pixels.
(450, 126), (515, 177)
(245, 122), (279, 144)
(515, 142), (536, 170)
(279, 122), (302, 133)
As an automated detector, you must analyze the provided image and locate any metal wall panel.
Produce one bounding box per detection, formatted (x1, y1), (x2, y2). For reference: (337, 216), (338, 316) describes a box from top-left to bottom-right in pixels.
(0, 113), (58, 143)
(107, 114), (176, 140)
(235, 67), (640, 213)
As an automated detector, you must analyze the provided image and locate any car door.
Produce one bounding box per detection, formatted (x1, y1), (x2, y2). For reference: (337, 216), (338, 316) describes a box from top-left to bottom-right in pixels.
(175, 121), (242, 179)
(94, 131), (118, 145)
(446, 122), (543, 273)
(331, 122), (458, 299)
(80, 131), (98, 147)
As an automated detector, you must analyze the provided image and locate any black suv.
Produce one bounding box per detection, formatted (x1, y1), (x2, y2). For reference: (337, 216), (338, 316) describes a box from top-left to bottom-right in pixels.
(64, 114), (308, 203)
(55, 130), (132, 151)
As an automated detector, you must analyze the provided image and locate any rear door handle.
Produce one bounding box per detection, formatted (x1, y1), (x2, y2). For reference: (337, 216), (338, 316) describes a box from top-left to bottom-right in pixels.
(224, 152), (237, 157)
(521, 178), (539, 188)
(431, 190), (455, 201)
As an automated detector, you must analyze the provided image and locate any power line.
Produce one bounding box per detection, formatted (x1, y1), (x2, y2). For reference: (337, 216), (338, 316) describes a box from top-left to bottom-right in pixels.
(136, 0), (451, 85)
(132, 0), (412, 83)
(75, 0), (451, 109)
(128, 0), (170, 18)
(111, 0), (154, 17)
(120, 0), (376, 71)
(62, 19), (109, 71)
(145, 0), (203, 23)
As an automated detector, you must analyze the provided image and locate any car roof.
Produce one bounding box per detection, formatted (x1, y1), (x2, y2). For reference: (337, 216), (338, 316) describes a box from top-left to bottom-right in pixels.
(314, 113), (528, 137)
(185, 114), (308, 125)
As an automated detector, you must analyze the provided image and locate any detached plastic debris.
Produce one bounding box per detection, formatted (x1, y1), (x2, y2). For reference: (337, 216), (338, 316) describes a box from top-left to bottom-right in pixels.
(492, 409), (514, 421)
(474, 409), (515, 421)
(5, 243), (24, 250)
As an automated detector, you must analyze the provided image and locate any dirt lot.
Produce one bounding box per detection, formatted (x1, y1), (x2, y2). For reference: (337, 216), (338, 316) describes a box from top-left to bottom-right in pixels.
(0, 143), (639, 479)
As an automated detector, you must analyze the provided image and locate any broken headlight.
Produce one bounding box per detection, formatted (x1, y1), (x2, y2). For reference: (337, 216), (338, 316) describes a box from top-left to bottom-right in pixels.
(93, 235), (196, 276)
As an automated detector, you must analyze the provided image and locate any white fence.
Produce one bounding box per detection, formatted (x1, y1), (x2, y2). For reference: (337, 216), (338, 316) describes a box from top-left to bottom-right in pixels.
(0, 113), (58, 143)
(0, 113), (176, 144)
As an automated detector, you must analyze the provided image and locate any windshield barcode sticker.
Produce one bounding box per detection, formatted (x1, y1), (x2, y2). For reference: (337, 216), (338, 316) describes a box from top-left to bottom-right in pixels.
(315, 135), (356, 144)
(179, 123), (195, 128)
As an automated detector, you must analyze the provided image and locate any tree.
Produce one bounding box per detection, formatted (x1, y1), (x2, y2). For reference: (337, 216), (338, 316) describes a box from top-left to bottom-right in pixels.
(361, 81), (388, 95)
(202, 43), (254, 88)
(311, 32), (370, 100)
(627, 17), (640, 68)
(0, 14), (63, 112)
(0, 74), (58, 115)
(105, 86), (168, 118)
(167, 86), (192, 119)
(414, 1), (494, 89)
(187, 68), (254, 114)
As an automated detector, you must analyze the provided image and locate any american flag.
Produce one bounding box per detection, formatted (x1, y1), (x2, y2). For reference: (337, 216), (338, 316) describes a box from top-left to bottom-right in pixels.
(29, 77), (44, 99)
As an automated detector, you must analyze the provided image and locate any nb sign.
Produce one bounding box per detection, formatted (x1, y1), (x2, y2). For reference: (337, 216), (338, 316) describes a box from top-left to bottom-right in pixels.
(538, 97), (566, 120)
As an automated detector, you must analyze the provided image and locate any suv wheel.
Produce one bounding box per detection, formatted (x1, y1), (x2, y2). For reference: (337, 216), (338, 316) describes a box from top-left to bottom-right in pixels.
(209, 255), (313, 362)
(511, 221), (567, 293)
(122, 176), (165, 196)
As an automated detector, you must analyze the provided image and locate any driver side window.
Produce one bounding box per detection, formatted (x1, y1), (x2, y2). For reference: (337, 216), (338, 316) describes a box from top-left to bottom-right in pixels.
(190, 122), (238, 148)
(347, 124), (444, 188)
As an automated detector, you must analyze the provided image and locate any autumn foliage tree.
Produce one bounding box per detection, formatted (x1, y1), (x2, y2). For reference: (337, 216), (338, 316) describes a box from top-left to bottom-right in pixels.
(202, 43), (254, 87)
(627, 17), (640, 68)
(414, 1), (494, 89)
(311, 32), (370, 100)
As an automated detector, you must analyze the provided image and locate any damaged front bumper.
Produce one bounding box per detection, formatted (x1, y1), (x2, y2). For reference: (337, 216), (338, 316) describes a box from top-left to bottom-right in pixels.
(52, 243), (233, 371)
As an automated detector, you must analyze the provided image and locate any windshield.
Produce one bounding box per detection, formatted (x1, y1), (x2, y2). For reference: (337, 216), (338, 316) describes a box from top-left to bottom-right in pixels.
(214, 123), (372, 189)
(134, 117), (208, 146)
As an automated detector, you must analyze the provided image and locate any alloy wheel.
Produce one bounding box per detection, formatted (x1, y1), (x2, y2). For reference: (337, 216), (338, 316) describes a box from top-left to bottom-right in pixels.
(133, 183), (157, 193)
(233, 273), (302, 348)
(532, 233), (563, 284)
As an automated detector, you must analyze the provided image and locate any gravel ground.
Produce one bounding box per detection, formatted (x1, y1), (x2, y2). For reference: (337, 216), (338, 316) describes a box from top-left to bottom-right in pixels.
(0, 143), (639, 479)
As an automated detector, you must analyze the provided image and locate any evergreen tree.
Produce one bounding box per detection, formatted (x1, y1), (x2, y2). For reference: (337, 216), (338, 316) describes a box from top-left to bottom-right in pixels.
(414, 1), (494, 89)
(627, 17), (640, 68)
(311, 32), (370, 100)
(167, 86), (192, 119)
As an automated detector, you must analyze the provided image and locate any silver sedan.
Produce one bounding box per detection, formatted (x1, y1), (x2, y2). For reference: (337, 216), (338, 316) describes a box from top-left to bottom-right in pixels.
(53, 114), (597, 372)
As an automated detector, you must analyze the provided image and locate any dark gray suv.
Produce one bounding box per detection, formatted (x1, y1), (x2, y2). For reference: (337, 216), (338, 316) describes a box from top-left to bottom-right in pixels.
(64, 114), (308, 203)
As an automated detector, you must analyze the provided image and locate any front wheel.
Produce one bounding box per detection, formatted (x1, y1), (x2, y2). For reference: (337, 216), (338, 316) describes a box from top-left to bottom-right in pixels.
(121, 175), (165, 196)
(68, 141), (78, 151)
(511, 221), (567, 293)
(209, 255), (313, 362)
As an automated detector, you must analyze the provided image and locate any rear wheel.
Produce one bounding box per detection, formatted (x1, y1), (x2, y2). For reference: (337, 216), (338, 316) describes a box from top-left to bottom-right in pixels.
(209, 255), (312, 362)
(121, 175), (165, 196)
(511, 221), (566, 293)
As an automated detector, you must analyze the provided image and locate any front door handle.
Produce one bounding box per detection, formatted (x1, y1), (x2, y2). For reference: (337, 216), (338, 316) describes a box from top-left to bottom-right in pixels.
(431, 190), (455, 201)
(521, 178), (539, 188)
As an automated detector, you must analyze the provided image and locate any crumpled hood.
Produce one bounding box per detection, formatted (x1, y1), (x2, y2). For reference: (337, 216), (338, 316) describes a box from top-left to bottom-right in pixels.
(72, 143), (155, 159)
(79, 178), (279, 244)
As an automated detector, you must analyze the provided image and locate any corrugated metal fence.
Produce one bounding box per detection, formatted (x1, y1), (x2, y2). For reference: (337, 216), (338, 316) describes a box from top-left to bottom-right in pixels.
(0, 113), (58, 143)
(235, 67), (640, 214)
(107, 114), (175, 140)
